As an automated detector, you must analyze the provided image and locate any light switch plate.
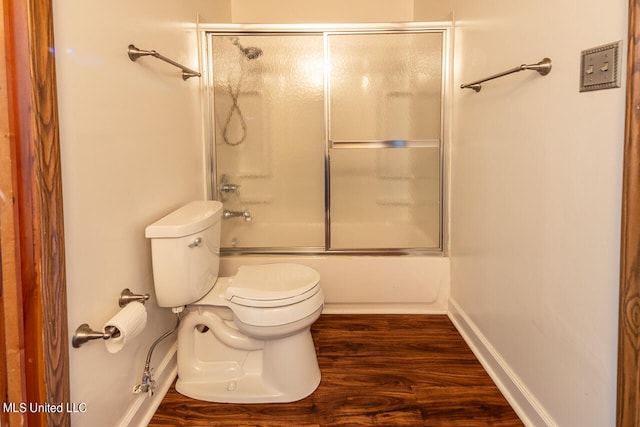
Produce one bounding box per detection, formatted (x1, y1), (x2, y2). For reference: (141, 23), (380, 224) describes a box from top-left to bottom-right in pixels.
(580, 41), (622, 92)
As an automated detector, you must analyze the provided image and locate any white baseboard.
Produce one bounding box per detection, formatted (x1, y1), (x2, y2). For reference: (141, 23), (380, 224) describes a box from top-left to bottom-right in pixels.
(117, 342), (178, 427)
(448, 299), (556, 427)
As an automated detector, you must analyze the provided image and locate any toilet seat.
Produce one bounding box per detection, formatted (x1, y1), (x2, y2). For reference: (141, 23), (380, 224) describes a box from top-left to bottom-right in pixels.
(226, 263), (320, 307)
(192, 263), (324, 327)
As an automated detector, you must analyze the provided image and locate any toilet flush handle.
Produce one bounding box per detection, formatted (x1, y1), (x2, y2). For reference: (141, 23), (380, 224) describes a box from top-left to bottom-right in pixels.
(188, 237), (203, 248)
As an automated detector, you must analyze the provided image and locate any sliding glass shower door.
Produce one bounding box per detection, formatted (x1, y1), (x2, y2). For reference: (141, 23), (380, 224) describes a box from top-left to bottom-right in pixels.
(327, 32), (443, 250)
(210, 34), (326, 250)
(207, 27), (445, 253)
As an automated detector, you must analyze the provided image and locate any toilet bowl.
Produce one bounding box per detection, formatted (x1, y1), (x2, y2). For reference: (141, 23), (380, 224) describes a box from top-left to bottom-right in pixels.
(145, 201), (324, 403)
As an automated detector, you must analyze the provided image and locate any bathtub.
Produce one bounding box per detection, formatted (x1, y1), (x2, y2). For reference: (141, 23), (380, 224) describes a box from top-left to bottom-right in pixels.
(219, 254), (450, 314)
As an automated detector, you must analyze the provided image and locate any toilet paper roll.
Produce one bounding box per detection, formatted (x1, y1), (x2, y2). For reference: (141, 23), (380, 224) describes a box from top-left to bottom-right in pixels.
(103, 301), (147, 354)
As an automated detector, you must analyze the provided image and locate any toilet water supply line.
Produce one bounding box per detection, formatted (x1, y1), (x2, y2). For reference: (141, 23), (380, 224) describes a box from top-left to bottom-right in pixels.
(71, 289), (181, 397)
(133, 311), (182, 396)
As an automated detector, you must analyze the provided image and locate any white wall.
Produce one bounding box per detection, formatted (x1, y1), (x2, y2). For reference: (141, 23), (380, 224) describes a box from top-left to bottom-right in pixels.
(53, 1), (228, 425)
(230, 0), (414, 23)
(449, 1), (626, 426)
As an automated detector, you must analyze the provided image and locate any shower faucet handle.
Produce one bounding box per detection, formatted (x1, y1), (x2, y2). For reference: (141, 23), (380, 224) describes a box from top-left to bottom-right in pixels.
(218, 174), (240, 195)
(222, 209), (252, 222)
(219, 183), (240, 194)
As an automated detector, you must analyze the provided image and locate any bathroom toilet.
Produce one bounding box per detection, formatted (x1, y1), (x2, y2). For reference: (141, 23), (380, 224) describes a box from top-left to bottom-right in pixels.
(145, 200), (324, 403)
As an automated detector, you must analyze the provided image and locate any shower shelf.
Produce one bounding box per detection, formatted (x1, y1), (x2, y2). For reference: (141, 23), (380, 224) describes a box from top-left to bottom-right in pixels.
(237, 196), (274, 204)
(377, 198), (413, 206)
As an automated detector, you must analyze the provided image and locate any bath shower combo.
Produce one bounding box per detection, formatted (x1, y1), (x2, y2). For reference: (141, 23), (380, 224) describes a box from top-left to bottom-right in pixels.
(208, 26), (447, 254)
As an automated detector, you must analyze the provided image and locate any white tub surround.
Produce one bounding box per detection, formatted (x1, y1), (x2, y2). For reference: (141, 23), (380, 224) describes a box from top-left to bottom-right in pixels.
(221, 255), (450, 314)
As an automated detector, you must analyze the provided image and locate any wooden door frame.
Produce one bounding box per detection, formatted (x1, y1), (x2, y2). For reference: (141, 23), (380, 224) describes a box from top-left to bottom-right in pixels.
(618, 1), (640, 426)
(1, 1), (639, 427)
(1, 0), (70, 426)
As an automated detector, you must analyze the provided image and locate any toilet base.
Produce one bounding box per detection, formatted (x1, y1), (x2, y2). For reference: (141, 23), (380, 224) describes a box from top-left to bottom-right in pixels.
(175, 370), (321, 403)
(176, 308), (323, 403)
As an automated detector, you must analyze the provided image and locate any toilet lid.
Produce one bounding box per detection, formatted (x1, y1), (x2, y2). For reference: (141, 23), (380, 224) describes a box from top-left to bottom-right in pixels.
(226, 263), (320, 302)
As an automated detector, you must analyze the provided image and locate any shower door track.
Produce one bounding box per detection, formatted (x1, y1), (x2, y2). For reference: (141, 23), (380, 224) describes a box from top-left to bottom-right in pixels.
(201, 22), (451, 256)
(199, 22), (452, 35)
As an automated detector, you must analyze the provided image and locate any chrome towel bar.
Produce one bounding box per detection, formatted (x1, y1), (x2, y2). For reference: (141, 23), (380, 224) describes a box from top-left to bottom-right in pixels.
(460, 58), (552, 92)
(127, 44), (201, 80)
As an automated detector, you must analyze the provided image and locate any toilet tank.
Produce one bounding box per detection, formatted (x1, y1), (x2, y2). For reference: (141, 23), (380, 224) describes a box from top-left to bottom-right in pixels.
(145, 200), (223, 307)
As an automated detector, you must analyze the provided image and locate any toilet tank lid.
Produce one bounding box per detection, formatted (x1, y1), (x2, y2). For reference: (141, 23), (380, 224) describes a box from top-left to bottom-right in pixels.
(145, 200), (223, 238)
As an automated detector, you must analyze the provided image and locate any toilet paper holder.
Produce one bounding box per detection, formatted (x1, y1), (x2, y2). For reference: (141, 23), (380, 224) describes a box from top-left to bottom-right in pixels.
(72, 288), (149, 348)
(119, 288), (150, 307)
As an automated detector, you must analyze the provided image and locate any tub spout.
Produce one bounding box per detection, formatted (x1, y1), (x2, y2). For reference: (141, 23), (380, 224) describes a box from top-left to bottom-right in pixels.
(223, 209), (252, 222)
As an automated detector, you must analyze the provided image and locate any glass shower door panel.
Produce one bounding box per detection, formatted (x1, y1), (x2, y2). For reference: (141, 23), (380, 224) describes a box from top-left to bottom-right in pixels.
(212, 34), (325, 250)
(328, 31), (443, 250)
(329, 146), (440, 250)
(329, 32), (443, 141)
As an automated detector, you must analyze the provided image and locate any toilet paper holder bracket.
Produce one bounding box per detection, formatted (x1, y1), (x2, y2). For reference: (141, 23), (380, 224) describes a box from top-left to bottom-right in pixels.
(72, 288), (149, 348)
(72, 324), (120, 348)
(119, 288), (150, 307)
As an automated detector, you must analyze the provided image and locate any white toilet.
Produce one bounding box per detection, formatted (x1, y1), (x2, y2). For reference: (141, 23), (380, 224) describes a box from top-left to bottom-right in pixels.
(145, 200), (324, 403)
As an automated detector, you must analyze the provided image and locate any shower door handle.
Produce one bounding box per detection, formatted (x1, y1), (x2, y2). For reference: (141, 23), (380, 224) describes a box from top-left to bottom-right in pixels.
(329, 139), (440, 149)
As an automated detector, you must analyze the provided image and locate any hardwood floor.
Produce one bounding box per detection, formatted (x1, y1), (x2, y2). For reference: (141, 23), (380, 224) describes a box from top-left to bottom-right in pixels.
(149, 314), (524, 426)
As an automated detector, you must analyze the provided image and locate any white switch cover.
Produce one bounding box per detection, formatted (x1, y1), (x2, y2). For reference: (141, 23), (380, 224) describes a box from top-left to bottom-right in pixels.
(580, 41), (622, 92)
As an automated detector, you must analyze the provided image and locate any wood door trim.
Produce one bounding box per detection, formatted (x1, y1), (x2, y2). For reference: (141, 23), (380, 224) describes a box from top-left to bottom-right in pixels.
(1, 1), (28, 427)
(3, 0), (70, 426)
(618, 1), (640, 426)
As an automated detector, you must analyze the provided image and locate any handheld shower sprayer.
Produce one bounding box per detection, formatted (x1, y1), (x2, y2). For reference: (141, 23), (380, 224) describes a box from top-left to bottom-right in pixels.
(222, 36), (264, 146)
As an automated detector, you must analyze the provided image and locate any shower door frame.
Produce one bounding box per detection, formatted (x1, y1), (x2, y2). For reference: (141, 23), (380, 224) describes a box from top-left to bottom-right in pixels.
(201, 22), (452, 256)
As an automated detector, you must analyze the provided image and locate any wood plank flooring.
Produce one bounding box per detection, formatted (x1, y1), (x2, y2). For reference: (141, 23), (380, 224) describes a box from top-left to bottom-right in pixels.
(149, 314), (524, 426)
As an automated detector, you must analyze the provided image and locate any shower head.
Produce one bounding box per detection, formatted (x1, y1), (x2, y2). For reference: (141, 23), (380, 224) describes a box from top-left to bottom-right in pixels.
(242, 46), (263, 60)
(230, 37), (263, 60)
